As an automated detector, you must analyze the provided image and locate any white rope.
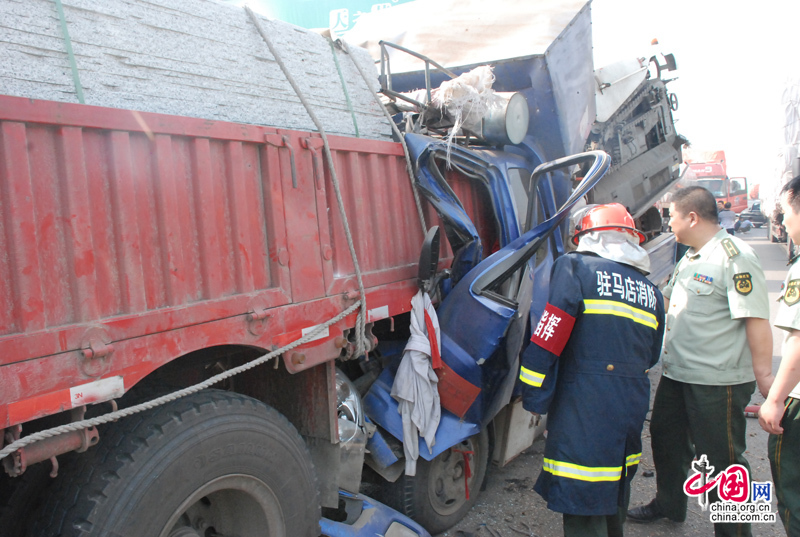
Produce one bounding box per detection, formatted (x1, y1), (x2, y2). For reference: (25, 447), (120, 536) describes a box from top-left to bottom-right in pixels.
(246, 8), (368, 358)
(335, 38), (427, 236)
(0, 301), (362, 461)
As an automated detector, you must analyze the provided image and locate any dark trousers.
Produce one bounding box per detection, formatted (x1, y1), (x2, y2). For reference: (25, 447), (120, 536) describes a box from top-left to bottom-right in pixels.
(563, 510), (624, 537)
(650, 376), (754, 537)
(769, 397), (800, 536)
(562, 482), (629, 537)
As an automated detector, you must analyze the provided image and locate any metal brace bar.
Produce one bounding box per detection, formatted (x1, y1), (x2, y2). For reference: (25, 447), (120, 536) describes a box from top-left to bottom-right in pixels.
(301, 138), (325, 191)
(378, 40), (458, 112)
(265, 134), (298, 188)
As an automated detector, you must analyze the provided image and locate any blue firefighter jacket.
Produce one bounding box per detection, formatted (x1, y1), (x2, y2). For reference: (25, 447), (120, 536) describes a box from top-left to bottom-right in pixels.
(520, 252), (665, 516)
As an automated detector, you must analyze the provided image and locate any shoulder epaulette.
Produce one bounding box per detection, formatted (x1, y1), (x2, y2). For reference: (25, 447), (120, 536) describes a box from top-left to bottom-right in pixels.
(721, 238), (740, 258)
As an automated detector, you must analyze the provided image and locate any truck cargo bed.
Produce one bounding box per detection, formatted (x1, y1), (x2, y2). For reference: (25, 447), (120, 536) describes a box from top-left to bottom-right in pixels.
(0, 95), (493, 428)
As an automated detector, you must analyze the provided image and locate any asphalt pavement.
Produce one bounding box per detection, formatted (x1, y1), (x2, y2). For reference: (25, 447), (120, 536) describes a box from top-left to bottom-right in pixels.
(438, 227), (789, 537)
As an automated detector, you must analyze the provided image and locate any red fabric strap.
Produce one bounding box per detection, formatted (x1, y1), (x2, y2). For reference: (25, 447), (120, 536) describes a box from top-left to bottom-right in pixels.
(424, 309), (443, 369)
(436, 362), (481, 418)
(453, 449), (474, 500)
(530, 303), (576, 356)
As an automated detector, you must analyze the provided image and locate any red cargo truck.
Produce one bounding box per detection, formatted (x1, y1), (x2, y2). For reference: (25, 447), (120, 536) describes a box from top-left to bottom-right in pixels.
(0, 93), (505, 535)
(681, 150), (749, 213)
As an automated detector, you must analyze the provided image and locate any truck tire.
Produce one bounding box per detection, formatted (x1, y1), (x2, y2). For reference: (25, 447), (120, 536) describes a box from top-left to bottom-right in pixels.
(384, 428), (489, 535)
(32, 390), (320, 537)
(0, 462), (55, 537)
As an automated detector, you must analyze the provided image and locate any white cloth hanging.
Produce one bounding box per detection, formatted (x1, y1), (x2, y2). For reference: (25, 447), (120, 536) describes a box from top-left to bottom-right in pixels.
(390, 290), (442, 476)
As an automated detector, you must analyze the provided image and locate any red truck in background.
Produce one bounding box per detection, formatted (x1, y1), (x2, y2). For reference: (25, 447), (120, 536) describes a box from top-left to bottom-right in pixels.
(681, 150), (749, 212)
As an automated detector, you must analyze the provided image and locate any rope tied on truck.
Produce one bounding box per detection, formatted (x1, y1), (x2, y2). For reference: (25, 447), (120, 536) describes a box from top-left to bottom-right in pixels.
(327, 38), (360, 138)
(334, 37), (428, 235)
(0, 301), (362, 461)
(245, 7), (370, 359)
(53, 0), (85, 104)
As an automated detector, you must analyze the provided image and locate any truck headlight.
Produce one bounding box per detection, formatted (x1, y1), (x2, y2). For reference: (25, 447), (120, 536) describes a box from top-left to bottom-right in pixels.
(335, 369), (364, 443)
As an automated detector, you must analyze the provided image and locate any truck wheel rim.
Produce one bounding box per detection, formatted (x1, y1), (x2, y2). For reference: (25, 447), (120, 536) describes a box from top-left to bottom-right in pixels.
(427, 438), (478, 516)
(160, 474), (285, 537)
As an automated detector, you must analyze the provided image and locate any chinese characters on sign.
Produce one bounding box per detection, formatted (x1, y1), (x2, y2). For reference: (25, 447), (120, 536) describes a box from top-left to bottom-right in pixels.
(329, 2), (392, 33)
(329, 8), (349, 32)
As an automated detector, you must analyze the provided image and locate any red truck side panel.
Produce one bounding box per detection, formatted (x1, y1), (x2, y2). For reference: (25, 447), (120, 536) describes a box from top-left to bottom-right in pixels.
(0, 95), (493, 429)
(323, 139), (423, 296)
(0, 109), (290, 342)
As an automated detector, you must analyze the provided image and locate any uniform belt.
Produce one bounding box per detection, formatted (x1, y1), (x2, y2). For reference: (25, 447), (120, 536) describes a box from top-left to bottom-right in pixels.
(572, 360), (650, 378)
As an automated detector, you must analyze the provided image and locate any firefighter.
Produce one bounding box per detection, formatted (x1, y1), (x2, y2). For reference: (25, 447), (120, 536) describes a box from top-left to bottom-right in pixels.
(520, 203), (665, 537)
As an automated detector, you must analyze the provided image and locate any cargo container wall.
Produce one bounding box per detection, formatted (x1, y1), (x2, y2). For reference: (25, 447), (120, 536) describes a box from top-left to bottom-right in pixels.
(0, 97), (293, 346)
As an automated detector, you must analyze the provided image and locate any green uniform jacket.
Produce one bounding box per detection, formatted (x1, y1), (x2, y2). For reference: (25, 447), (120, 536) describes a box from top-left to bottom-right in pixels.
(662, 229), (769, 385)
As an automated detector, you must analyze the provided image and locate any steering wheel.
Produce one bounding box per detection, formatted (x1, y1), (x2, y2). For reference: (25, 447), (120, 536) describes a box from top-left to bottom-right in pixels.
(668, 93), (679, 111)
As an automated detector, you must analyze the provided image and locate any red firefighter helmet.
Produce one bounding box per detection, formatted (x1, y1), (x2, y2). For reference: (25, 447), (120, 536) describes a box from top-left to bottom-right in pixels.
(572, 203), (646, 245)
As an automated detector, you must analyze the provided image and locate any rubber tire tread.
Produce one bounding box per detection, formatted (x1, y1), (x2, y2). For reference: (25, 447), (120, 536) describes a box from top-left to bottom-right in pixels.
(380, 428), (489, 535)
(0, 462), (57, 537)
(30, 390), (320, 537)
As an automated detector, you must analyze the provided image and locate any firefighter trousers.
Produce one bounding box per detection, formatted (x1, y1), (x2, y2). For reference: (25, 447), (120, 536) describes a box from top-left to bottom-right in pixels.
(650, 376), (754, 537)
(769, 397), (800, 537)
(563, 511), (624, 537)
(562, 478), (629, 537)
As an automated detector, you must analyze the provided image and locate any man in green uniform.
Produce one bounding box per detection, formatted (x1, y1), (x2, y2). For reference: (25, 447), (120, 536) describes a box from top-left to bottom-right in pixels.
(628, 186), (774, 537)
(759, 175), (800, 533)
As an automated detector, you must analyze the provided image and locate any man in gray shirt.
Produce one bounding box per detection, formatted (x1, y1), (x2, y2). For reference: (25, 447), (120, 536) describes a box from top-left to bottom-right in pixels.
(718, 201), (736, 235)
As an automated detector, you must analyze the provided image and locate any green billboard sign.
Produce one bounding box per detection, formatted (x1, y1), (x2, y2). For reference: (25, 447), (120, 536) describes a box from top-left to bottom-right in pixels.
(230, 0), (416, 33)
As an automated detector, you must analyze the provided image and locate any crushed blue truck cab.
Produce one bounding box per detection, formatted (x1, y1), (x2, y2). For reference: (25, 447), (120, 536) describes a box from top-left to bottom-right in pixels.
(320, 491), (431, 537)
